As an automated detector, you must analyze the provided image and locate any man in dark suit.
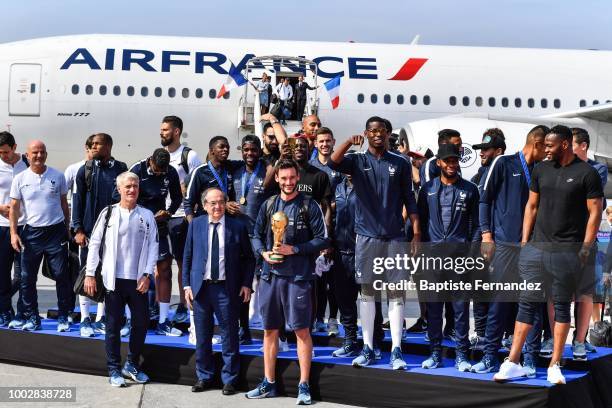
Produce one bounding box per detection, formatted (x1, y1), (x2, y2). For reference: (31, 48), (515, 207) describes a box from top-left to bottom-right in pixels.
(293, 75), (315, 121)
(183, 187), (254, 395)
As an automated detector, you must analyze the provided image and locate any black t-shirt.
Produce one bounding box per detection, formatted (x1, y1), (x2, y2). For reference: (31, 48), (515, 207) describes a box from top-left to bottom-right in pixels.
(296, 163), (333, 205)
(531, 156), (603, 243)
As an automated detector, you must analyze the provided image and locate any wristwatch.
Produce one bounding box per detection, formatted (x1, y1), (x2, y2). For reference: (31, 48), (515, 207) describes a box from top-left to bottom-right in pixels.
(292, 246), (300, 255)
(142, 273), (151, 279)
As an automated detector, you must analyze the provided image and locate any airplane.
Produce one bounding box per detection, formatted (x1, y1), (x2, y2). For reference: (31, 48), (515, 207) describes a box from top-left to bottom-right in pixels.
(1, 33), (612, 189)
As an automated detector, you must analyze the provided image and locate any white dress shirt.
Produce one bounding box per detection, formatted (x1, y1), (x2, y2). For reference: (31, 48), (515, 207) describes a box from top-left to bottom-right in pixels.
(204, 215), (226, 280)
(275, 83), (293, 101)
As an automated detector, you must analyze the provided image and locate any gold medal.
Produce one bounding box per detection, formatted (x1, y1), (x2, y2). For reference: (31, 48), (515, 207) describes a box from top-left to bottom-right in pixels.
(240, 196), (247, 205)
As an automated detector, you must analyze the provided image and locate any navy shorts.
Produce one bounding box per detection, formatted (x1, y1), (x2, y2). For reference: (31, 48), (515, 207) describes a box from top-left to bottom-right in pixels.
(169, 217), (188, 260)
(258, 274), (312, 331)
(354, 234), (408, 284)
(158, 234), (172, 262)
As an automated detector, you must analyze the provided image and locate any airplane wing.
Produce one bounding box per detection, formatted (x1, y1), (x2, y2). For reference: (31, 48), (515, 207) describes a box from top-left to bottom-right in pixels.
(543, 102), (612, 123)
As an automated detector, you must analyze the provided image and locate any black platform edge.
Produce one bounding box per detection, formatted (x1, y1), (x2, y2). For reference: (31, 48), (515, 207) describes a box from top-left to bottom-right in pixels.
(44, 308), (603, 372)
(1, 329), (611, 408)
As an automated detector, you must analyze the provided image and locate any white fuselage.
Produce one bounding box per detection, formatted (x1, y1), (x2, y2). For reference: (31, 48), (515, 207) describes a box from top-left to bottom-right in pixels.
(1, 34), (611, 174)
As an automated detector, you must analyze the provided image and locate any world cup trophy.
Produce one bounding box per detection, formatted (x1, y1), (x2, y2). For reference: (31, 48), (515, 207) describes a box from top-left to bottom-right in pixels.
(270, 211), (289, 262)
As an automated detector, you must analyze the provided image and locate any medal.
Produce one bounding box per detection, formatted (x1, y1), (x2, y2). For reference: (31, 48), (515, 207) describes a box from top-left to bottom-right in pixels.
(240, 196), (247, 205)
(240, 161), (262, 207)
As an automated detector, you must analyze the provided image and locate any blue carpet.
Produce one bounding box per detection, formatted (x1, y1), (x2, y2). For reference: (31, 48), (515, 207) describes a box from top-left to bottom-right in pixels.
(2, 318), (597, 388)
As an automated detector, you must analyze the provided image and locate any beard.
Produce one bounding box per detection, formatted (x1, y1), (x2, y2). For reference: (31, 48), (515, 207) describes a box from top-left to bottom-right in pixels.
(160, 137), (173, 147)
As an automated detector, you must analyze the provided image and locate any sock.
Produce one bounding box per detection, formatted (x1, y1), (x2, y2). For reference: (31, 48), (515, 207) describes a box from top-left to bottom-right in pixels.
(360, 297), (375, 349)
(79, 296), (90, 322)
(125, 305), (131, 319)
(95, 302), (105, 321)
(159, 302), (169, 324)
(388, 301), (405, 349)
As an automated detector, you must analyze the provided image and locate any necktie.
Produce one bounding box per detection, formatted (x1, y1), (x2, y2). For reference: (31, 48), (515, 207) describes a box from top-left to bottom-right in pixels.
(211, 222), (219, 280)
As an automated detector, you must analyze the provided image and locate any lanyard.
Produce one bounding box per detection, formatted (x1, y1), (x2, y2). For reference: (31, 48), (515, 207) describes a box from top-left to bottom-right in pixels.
(519, 152), (531, 187)
(208, 161), (228, 194)
(241, 161), (262, 200)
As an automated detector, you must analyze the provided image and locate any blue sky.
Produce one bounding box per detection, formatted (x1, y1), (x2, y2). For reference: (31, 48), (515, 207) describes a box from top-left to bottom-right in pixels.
(2, 0), (611, 50)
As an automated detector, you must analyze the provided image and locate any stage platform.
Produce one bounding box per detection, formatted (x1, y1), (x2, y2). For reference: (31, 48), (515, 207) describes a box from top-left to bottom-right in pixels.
(1, 314), (612, 408)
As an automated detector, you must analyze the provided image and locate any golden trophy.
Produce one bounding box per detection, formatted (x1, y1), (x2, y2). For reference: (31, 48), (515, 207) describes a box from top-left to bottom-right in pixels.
(287, 136), (298, 154)
(270, 211), (289, 262)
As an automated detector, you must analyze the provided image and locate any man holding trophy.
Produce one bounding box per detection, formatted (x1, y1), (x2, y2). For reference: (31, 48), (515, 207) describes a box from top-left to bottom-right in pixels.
(247, 159), (329, 405)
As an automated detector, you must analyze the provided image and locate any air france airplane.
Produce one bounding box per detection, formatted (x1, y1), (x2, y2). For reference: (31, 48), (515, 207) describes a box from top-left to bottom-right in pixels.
(1, 34), (612, 183)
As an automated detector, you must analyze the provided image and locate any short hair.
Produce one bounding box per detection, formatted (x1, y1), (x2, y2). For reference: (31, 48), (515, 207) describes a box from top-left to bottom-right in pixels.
(365, 116), (386, 129)
(526, 125), (550, 143)
(483, 128), (505, 139)
(162, 115), (183, 133)
(241, 134), (261, 149)
(383, 119), (393, 133)
(201, 186), (227, 204)
(209, 135), (228, 149)
(0, 131), (16, 147)
(606, 206), (612, 215)
(547, 125), (572, 143)
(315, 127), (334, 139)
(93, 132), (113, 147)
(263, 122), (274, 134)
(572, 127), (590, 147)
(438, 129), (461, 145)
(85, 134), (95, 149)
(116, 171), (139, 187)
(151, 148), (170, 169)
(274, 158), (299, 176)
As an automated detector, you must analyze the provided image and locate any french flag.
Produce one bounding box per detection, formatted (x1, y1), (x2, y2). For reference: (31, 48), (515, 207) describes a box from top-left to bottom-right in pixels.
(217, 63), (247, 99)
(324, 76), (341, 109)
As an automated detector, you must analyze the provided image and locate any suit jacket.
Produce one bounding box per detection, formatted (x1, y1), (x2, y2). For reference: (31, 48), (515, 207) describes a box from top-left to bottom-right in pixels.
(182, 215), (255, 302)
(294, 81), (314, 102)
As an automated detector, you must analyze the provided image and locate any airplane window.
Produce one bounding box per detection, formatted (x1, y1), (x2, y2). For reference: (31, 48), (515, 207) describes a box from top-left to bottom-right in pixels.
(593, 100), (599, 105)
(488, 97), (496, 107)
(423, 95), (430, 105)
(501, 97), (508, 107)
(168, 87), (176, 98)
(527, 98), (534, 108)
(127, 86), (134, 97)
(357, 93), (364, 103)
(99, 85), (107, 96)
(370, 94), (377, 104)
(554, 99), (561, 109)
(195, 88), (203, 99)
(449, 96), (456, 106)
(410, 95), (418, 105)
(397, 95), (404, 105)
(475, 96), (483, 107)
(182, 88), (189, 98)
(462, 96), (469, 106)
(514, 98), (521, 108)
(141, 87), (149, 97)
(154, 87), (162, 97)
(383, 94), (391, 104)
(579, 99), (586, 107)
(541, 98), (548, 108)
(85, 85), (93, 95)
(223, 91), (230, 99)
(209, 89), (217, 99)
(71, 84), (79, 95)
(113, 86), (121, 96)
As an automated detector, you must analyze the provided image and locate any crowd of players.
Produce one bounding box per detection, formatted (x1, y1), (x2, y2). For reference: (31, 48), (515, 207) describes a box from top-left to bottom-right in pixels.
(0, 112), (608, 403)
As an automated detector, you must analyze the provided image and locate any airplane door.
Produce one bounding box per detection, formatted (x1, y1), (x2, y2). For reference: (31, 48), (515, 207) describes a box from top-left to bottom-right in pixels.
(9, 63), (42, 116)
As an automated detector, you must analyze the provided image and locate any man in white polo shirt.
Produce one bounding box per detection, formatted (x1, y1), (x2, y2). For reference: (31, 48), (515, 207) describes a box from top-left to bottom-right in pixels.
(0, 132), (28, 328)
(9, 140), (72, 332)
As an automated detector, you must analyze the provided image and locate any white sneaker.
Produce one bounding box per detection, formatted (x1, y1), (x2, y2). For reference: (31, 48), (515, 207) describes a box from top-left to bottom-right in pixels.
(547, 363), (566, 385)
(493, 359), (526, 382)
(279, 338), (290, 352)
(188, 325), (196, 346)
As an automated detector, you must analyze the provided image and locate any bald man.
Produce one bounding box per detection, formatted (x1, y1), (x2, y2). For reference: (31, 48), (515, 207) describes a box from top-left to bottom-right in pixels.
(9, 140), (71, 332)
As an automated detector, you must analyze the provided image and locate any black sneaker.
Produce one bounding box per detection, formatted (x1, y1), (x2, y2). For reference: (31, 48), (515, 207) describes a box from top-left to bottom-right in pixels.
(406, 317), (427, 333)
